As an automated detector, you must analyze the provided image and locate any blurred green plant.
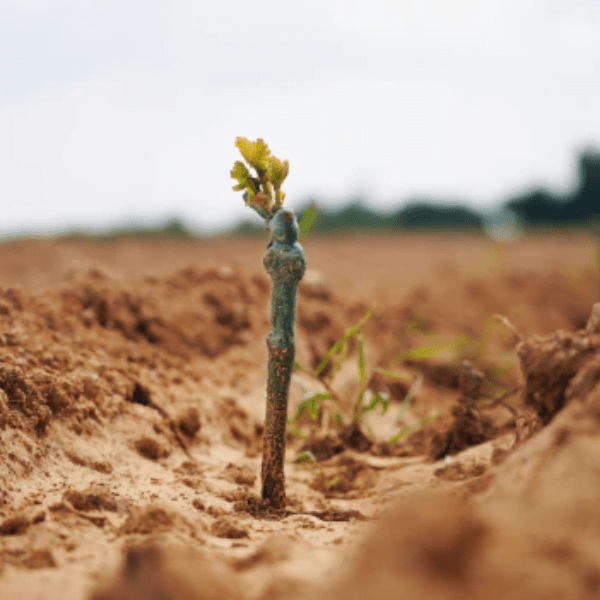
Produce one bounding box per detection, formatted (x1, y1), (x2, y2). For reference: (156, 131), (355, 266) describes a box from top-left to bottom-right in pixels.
(290, 307), (523, 451)
(298, 202), (320, 243)
(295, 450), (341, 490)
(291, 308), (451, 444)
(395, 334), (469, 362)
(387, 372), (442, 444)
(292, 309), (391, 433)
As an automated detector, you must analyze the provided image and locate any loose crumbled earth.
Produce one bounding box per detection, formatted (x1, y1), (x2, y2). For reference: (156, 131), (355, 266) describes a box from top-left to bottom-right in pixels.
(0, 232), (599, 600)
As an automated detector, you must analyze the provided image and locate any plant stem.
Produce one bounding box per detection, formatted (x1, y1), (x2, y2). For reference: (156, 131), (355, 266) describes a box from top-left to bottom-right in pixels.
(261, 208), (306, 508)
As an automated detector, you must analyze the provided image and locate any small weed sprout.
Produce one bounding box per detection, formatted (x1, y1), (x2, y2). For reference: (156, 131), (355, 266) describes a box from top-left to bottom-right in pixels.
(386, 374), (444, 444)
(231, 137), (306, 509)
(292, 309), (386, 431)
(292, 309), (407, 442)
(291, 311), (519, 449)
(295, 450), (341, 490)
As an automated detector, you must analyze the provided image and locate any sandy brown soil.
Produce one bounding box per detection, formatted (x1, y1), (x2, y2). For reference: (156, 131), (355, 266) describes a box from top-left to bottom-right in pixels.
(0, 231), (599, 600)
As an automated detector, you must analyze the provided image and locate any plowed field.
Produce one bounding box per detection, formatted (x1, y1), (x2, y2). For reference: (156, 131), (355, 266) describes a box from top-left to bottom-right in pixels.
(1, 232), (599, 600)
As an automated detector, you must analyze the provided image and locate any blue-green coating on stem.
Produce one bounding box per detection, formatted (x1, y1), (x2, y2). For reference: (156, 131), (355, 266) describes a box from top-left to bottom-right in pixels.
(261, 207), (306, 507)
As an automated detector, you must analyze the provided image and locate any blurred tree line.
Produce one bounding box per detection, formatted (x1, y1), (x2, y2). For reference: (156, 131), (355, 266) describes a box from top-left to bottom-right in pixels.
(506, 148), (600, 226)
(232, 147), (600, 234)
(61, 217), (194, 240)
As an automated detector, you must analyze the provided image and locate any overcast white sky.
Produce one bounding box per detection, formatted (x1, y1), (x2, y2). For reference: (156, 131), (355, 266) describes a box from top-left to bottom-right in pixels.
(1, 0), (599, 235)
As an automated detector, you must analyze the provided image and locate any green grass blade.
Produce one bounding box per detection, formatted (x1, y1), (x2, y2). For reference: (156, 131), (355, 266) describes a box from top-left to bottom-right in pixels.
(398, 334), (470, 362)
(314, 308), (375, 377)
(357, 333), (367, 408)
(314, 339), (345, 378)
(395, 374), (423, 424)
(388, 413), (443, 445)
(298, 203), (320, 242)
(287, 424), (307, 439)
(364, 391), (390, 415)
(296, 450), (318, 464)
(292, 391), (334, 422)
(374, 367), (410, 381)
(353, 333), (367, 421)
(363, 420), (375, 440)
(326, 476), (340, 490)
(294, 360), (311, 373)
(329, 340), (349, 381)
(290, 399), (309, 422)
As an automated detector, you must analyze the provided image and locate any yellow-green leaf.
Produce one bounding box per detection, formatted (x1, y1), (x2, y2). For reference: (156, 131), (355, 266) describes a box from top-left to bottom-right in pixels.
(230, 160), (258, 197)
(235, 137), (271, 172)
(268, 157), (289, 187)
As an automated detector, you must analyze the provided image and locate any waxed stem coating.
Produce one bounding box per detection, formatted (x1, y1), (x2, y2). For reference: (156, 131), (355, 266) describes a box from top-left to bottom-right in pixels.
(261, 209), (306, 508)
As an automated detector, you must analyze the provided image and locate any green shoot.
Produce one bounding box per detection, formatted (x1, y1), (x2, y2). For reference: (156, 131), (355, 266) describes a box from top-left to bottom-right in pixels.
(292, 391), (340, 422)
(296, 450), (322, 477)
(299, 203), (320, 243)
(292, 308), (396, 437)
(291, 308), (458, 447)
(287, 423), (307, 439)
(373, 367), (411, 382)
(362, 391), (391, 415)
(296, 451), (342, 490)
(231, 137), (289, 214)
(291, 376), (345, 432)
(326, 475), (341, 491)
(314, 308), (374, 379)
(354, 333), (368, 419)
(394, 373), (423, 426)
(352, 334), (391, 423)
(397, 334), (469, 362)
(388, 414), (443, 444)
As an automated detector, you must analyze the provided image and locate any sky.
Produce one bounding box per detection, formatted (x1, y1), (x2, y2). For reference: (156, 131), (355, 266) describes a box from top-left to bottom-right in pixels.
(1, 0), (599, 235)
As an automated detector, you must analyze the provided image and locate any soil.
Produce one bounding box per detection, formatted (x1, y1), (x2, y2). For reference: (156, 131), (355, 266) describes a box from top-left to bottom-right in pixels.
(0, 231), (599, 600)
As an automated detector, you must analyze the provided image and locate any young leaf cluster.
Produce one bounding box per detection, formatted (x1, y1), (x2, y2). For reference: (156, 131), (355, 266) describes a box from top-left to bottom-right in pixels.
(230, 137), (289, 215)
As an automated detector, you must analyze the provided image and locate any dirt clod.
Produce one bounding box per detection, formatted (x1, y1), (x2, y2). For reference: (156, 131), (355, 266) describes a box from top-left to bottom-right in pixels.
(128, 383), (152, 406)
(338, 422), (372, 452)
(119, 507), (175, 536)
(210, 518), (249, 539)
(0, 514), (30, 536)
(429, 406), (497, 460)
(92, 544), (244, 600)
(134, 436), (169, 460)
(300, 434), (344, 462)
(517, 310), (600, 424)
(63, 489), (118, 512)
(177, 407), (201, 437)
